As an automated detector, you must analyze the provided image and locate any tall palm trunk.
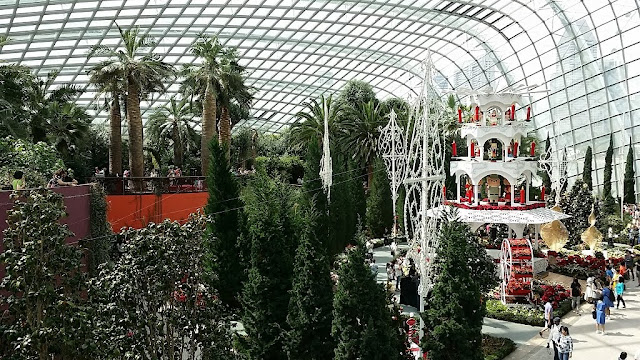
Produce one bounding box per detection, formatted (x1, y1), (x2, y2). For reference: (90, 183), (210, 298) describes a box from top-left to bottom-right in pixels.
(201, 80), (217, 175)
(109, 95), (123, 176)
(172, 123), (183, 168)
(218, 105), (231, 159)
(127, 77), (144, 191)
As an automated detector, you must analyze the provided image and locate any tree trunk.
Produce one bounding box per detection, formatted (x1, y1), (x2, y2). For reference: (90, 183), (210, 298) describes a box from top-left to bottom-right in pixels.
(219, 105), (231, 159)
(367, 161), (373, 189)
(127, 77), (144, 191)
(201, 80), (217, 176)
(173, 123), (183, 168)
(109, 95), (122, 176)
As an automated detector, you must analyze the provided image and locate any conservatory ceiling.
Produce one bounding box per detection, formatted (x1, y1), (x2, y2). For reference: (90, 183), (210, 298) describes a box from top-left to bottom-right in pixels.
(0, 0), (639, 136)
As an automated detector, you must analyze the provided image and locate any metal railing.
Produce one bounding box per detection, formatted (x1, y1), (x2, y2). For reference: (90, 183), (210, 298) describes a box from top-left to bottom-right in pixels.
(91, 176), (206, 195)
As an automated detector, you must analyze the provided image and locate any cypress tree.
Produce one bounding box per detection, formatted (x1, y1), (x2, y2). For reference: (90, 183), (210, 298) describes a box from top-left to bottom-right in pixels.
(332, 229), (398, 360)
(366, 156), (393, 238)
(285, 207), (335, 360)
(420, 212), (488, 360)
(302, 138), (329, 245)
(241, 171), (297, 359)
(603, 134), (616, 215)
(205, 138), (244, 308)
(583, 146), (593, 190)
(624, 141), (635, 205)
(604, 134), (614, 199)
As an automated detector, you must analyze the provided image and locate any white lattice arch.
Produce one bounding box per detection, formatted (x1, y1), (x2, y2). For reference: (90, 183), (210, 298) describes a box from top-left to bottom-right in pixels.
(450, 160), (538, 185)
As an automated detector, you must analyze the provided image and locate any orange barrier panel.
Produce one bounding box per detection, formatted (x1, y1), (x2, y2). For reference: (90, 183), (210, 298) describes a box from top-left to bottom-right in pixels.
(106, 192), (208, 232)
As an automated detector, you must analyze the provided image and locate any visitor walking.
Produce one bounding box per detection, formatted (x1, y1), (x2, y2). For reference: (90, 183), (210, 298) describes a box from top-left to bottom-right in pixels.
(636, 259), (640, 287)
(539, 301), (554, 337)
(557, 326), (573, 360)
(585, 275), (596, 303)
(616, 276), (627, 309)
(625, 250), (635, 281)
(571, 278), (582, 315)
(602, 280), (614, 318)
(546, 317), (562, 360)
(394, 260), (403, 290)
(390, 240), (397, 257)
(595, 297), (606, 335)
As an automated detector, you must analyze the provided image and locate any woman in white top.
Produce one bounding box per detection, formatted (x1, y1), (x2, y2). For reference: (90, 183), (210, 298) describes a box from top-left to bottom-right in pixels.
(556, 326), (573, 360)
(585, 275), (596, 303)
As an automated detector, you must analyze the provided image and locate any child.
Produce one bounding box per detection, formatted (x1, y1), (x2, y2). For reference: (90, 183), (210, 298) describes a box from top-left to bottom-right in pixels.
(616, 276), (626, 309)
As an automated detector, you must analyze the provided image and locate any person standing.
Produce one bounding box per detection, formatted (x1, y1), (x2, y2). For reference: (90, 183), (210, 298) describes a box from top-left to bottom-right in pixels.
(625, 251), (635, 281)
(602, 280), (614, 318)
(547, 317), (562, 360)
(390, 240), (397, 257)
(394, 260), (403, 290)
(595, 297), (607, 334)
(585, 275), (596, 303)
(11, 171), (26, 190)
(570, 278), (582, 315)
(557, 326), (573, 360)
(540, 301), (554, 337)
(616, 276), (627, 309)
(636, 258), (640, 287)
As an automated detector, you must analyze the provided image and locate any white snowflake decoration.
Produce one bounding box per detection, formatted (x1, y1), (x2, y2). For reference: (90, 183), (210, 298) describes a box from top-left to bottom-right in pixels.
(319, 97), (332, 201)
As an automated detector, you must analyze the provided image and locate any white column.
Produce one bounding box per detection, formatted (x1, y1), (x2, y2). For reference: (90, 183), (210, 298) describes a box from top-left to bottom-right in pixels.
(526, 178), (530, 205)
(456, 175), (461, 201)
(474, 184), (479, 205)
(510, 185), (515, 204)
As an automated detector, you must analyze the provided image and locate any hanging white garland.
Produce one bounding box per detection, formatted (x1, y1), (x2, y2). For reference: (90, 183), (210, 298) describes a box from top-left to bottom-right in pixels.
(319, 96), (333, 201)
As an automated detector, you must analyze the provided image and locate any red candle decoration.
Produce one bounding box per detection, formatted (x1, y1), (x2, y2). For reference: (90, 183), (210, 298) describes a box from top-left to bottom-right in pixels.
(442, 185), (447, 200)
(541, 186), (545, 201)
(513, 141), (519, 157)
(520, 186), (525, 204)
(458, 108), (462, 123)
(470, 142), (475, 158)
(452, 140), (457, 156)
(530, 141), (536, 157)
(511, 104), (515, 120)
(475, 106), (480, 121)
(526, 106), (531, 121)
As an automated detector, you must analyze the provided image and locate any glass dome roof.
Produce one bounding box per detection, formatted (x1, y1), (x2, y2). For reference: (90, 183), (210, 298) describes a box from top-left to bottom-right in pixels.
(1, 0), (640, 196)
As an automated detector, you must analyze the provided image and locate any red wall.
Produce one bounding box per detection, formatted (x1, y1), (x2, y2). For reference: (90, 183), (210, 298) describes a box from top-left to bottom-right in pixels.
(106, 192), (208, 232)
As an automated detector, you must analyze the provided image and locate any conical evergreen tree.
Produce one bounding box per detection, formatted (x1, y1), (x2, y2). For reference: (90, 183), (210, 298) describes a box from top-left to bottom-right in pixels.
(302, 138), (329, 246)
(603, 134), (617, 215)
(366, 156), (393, 238)
(285, 207), (335, 360)
(559, 179), (594, 247)
(204, 138), (244, 309)
(583, 146), (593, 190)
(624, 141), (635, 205)
(241, 171), (298, 359)
(421, 211), (488, 360)
(332, 228), (398, 360)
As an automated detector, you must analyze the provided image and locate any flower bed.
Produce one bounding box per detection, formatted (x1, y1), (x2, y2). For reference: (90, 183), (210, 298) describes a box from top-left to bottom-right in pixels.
(549, 254), (624, 280)
(482, 334), (516, 360)
(485, 298), (572, 327)
(532, 283), (570, 309)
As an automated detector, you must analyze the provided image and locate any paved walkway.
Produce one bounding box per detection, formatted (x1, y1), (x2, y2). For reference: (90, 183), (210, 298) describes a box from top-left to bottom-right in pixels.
(371, 244), (640, 359)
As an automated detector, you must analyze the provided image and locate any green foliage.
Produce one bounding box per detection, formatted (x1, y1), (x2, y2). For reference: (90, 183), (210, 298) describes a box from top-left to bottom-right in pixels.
(254, 155), (305, 183)
(1, 189), (94, 359)
(331, 154), (366, 254)
(0, 136), (65, 187)
(205, 139), (245, 309)
(421, 211), (495, 360)
(91, 217), (238, 359)
(285, 207), (335, 360)
(336, 79), (377, 111)
(583, 146), (593, 190)
(230, 126), (256, 170)
(290, 94), (342, 149)
(240, 171), (298, 359)
(624, 142), (635, 204)
(340, 100), (385, 182)
(0, 64), (34, 139)
(86, 184), (114, 276)
(366, 157), (393, 238)
(332, 229), (398, 360)
(302, 138), (330, 247)
(559, 179), (595, 247)
(482, 335), (516, 360)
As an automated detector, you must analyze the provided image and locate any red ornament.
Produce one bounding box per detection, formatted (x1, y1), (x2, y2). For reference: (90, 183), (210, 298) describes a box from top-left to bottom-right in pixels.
(513, 141), (519, 157)
(470, 142), (475, 158)
(452, 140), (457, 156)
(541, 186), (545, 201)
(520, 186), (526, 204)
(526, 106), (531, 121)
(442, 185), (447, 200)
(458, 108), (462, 123)
(530, 141), (536, 157)
(511, 104), (515, 120)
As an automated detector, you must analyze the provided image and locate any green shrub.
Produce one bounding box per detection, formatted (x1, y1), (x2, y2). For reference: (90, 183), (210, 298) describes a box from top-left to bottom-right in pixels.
(482, 334), (516, 360)
(254, 155), (304, 183)
(485, 299), (573, 327)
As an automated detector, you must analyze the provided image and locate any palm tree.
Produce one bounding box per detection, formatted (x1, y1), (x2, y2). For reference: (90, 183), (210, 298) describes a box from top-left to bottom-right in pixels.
(182, 35), (225, 175)
(290, 94), (341, 149)
(88, 26), (175, 185)
(217, 48), (253, 156)
(87, 54), (126, 176)
(46, 102), (91, 159)
(0, 64), (33, 139)
(148, 97), (197, 168)
(340, 100), (384, 186)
